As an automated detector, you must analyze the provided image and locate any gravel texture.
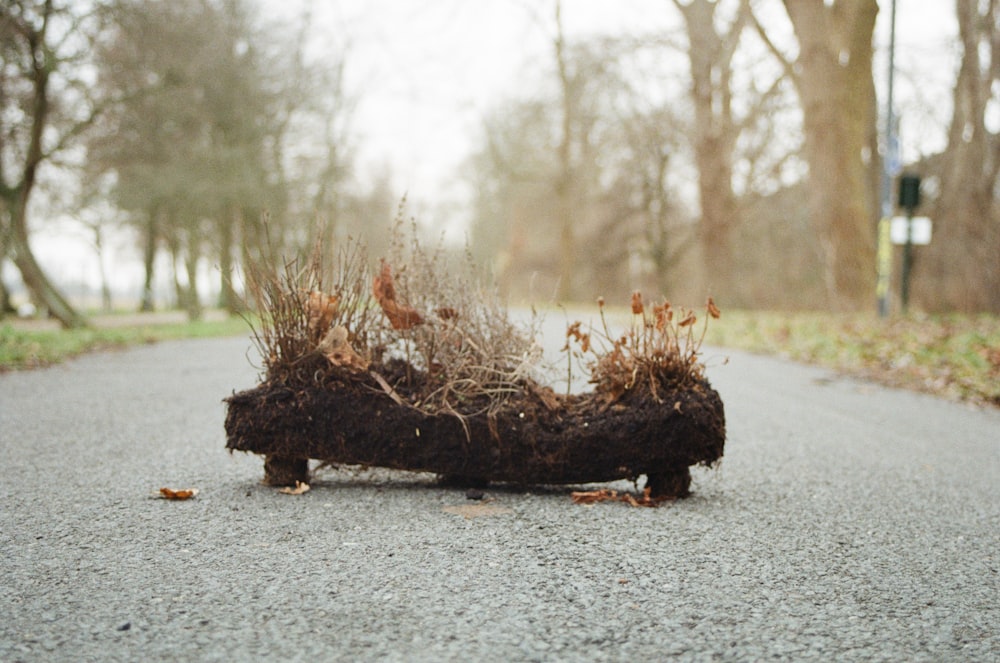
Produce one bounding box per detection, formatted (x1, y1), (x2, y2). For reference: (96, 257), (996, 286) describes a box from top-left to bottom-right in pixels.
(1, 331), (998, 662)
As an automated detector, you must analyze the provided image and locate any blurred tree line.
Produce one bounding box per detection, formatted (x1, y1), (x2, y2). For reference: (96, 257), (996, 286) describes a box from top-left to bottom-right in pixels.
(468, 0), (999, 312)
(1, 0), (394, 325)
(1, 0), (997, 328)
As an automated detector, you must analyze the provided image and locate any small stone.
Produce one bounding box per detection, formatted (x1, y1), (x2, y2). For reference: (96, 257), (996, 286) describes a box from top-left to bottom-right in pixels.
(117, 622), (131, 632)
(465, 488), (485, 500)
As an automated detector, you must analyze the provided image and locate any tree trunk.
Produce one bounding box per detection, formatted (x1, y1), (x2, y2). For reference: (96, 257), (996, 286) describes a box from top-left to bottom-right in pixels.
(676, 0), (745, 305)
(7, 207), (87, 328)
(916, 0), (1000, 312)
(783, 0), (879, 310)
(139, 207), (158, 312)
(183, 249), (203, 321)
(0, 5), (88, 330)
(0, 274), (14, 316)
(90, 225), (113, 313)
(217, 206), (241, 314)
(9, 241), (87, 327)
(554, 0), (576, 302)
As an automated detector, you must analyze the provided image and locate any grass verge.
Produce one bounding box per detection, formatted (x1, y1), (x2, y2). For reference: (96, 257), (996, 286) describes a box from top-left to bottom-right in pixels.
(4, 306), (999, 409)
(706, 311), (1000, 407)
(0, 314), (251, 371)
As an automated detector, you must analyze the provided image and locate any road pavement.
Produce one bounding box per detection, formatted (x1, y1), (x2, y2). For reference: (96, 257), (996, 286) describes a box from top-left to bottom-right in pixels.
(1, 330), (998, 661)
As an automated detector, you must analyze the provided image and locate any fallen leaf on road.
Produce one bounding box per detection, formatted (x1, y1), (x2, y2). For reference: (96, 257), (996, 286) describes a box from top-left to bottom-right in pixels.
(571, 489), (618, 504)
(159, 487), (199, 500)
(442, 504), (513, 519)
(571, 487), (670, 508)
(278, 481), (310, 495)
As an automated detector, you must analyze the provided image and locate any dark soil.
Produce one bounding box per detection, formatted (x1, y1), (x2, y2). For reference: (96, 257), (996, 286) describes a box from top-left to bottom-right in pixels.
(225, 366), (725, 498)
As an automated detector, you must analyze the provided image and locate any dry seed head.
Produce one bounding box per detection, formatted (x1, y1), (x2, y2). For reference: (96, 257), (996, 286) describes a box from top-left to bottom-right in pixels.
(707, 297), (721, 319)
(653, 301), (673, 331)
(631, 291), (644, 315)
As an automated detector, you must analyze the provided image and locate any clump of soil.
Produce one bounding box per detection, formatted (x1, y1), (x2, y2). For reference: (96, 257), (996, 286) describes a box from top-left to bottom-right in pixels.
(226, 223), (725, 498)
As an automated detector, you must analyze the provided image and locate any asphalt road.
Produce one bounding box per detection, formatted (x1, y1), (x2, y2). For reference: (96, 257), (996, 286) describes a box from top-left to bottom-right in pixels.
(1, 330), (998, 662)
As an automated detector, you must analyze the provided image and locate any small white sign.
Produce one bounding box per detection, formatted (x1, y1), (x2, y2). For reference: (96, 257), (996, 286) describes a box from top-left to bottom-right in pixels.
(891, 216), (932, 245)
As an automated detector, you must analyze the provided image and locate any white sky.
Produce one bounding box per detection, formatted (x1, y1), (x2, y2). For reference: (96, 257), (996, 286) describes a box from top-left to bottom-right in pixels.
(280, 0), (682, 226)
(16, 0), (961, 302)
(279, 0), (958, 206)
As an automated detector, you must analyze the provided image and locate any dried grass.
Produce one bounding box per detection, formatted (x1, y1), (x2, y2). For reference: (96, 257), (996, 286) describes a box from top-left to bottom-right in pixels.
(242, 213), (542, 418)
(243, 210), (718, 419)
(565, 293), (720, 403)
(244, 231), (380, 386)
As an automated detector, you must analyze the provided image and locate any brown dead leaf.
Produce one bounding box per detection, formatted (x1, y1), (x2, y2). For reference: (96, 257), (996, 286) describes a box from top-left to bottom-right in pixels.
(373, 261), (424, 330)
(278, 481), (310, 495)
(305, 290), (339, 341)
(159, 487), (199, 500)
(571, 487), (669, 508)
(565, 322), (593, 354)
(707, 296), (721, 320)
(318, 325), (369, 370)
(571, 488), (618, 504)
(442, 504), (513, 519)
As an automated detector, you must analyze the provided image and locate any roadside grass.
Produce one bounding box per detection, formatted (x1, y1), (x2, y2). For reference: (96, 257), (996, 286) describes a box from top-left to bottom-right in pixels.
(0, 314), (251, 371)
(706, 310), (1000, 407)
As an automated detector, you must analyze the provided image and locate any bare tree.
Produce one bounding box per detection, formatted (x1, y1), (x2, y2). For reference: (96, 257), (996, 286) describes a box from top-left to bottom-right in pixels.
(916, 0), (1000, 312)
(670, 0), (748, 303)
(89, 0), (354, 316)
(467, 98), (561, 298)
(468, 9), (617, 301)
(605, 99), (695, 296)
(552, 0), (579, 302)
(0, 1), (106, 327)
(754, 0), (880, 309)
(89, 0), (201, 313)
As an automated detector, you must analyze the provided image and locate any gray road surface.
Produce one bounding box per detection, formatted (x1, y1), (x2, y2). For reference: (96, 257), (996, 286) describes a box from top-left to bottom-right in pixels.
(1, 332), (998, 662)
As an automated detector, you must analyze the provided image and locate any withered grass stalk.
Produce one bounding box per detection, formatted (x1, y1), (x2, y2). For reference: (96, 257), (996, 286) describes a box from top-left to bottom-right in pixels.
(566, 293), (720, 403)
(243, 220), (541, 419)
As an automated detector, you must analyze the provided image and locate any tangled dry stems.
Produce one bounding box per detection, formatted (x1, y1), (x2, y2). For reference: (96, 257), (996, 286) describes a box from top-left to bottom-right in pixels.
(244, 235), (380, 384)
(244, 221), (542, 418)
(243, 218), (718, 418)
(565, 293), (721, 403)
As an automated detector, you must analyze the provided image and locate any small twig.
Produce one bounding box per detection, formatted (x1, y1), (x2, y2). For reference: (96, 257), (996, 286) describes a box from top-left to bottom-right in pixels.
(370, 371), (404, 406)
